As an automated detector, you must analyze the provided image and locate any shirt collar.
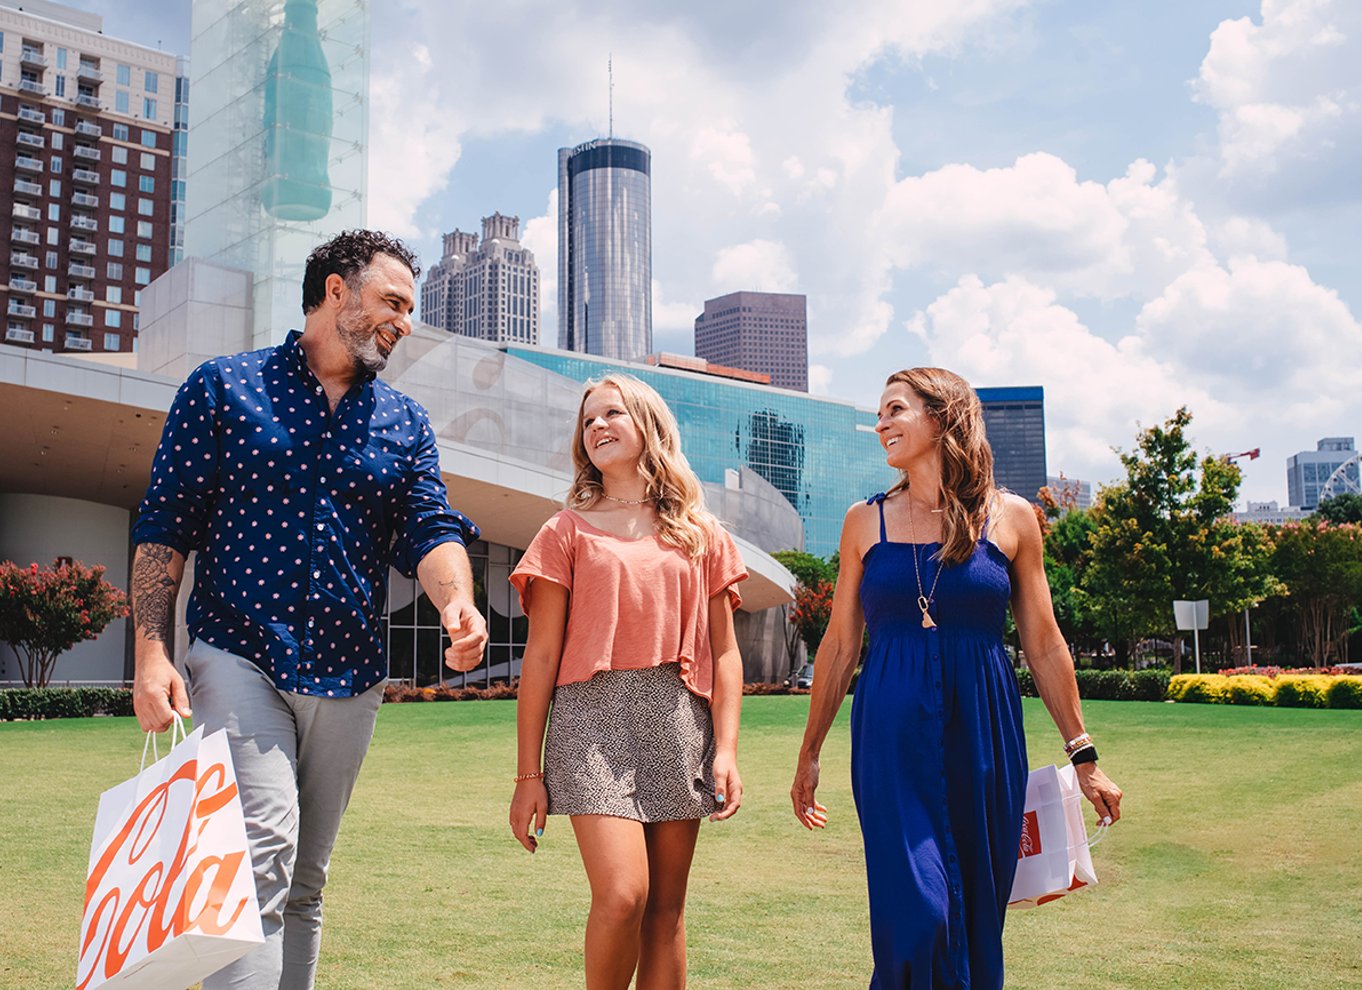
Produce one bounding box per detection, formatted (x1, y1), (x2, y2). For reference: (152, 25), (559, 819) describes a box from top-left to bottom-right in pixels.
(280, 329), (378, 393)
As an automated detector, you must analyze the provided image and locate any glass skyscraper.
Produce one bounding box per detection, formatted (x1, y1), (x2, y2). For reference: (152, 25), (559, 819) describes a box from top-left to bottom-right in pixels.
(979, 386), (1047, 502)
(557, 137), (652, 360)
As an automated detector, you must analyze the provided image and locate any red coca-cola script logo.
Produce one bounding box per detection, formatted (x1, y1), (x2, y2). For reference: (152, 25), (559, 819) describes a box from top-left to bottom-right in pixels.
(76, 755), (249, 989)
(1017, 810), (1041, 859)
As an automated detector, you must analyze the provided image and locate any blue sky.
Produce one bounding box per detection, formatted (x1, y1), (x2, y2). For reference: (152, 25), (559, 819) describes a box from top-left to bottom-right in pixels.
(76, 0), (1362, 507)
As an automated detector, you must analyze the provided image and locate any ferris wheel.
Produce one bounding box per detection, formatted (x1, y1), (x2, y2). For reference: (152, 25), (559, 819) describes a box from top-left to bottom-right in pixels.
(1320, 452), (1362, 502)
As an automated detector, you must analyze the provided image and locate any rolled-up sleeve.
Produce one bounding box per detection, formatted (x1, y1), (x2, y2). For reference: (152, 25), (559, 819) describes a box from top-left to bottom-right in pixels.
(390, 411), (479, 577)
(132, 364), (222, 556)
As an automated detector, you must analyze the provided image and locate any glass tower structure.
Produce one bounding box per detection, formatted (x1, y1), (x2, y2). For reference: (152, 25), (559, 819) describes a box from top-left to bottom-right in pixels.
(557, 138), (652, 361)
(183, 0), (368, 347)
(978, 386), (1047, 502)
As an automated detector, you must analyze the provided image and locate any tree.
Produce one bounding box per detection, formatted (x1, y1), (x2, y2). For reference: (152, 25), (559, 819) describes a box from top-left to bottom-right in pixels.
(1075, 408), (1278, 668)
(1269, 521), (1362, 663)
(1315, 492), (1362, 525)
(772, 550), (839, 667)
(0, 560), (130, 687)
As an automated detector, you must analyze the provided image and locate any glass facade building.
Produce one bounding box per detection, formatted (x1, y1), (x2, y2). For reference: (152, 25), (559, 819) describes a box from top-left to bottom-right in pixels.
(978, 386), (1047, 502)
(1287, 437), (1358, 509)
(557, 138), (652, 361)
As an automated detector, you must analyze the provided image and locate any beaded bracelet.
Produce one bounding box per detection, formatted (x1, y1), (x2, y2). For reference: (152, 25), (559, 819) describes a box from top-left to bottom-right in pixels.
(1069, 744), (1098, 765)
(513, 771), (544, 783)
(1063, 732), (1093, 756)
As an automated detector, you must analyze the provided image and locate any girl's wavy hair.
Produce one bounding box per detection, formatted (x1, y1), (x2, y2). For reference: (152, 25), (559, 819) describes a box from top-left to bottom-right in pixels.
(885, 368), (996, 565)
(567, 374), (712, 557)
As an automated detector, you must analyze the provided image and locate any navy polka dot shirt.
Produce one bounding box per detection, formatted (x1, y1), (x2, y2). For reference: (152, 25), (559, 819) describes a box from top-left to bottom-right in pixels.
(133, 330), (479, 697)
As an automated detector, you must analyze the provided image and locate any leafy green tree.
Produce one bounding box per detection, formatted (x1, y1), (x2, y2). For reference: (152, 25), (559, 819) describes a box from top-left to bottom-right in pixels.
(0, 560), (129, 687)
(771, 550), (842, 673)
(1269, 521), (1362, 663)
(1315, 492), (1362, 525)
(1075, 408), (1278, 668)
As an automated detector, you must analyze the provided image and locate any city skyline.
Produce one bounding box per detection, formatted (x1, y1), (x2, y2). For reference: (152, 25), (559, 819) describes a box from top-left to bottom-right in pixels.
(59, 0), (1362, 508)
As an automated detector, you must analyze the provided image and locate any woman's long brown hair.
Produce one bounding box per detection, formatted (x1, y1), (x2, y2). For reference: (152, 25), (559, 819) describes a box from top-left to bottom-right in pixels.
(885, 368), (996, 565)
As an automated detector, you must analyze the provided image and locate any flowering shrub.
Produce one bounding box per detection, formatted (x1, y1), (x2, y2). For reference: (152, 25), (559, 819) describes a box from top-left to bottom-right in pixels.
(1169, 673), (1362, 708)
(1273, 676), (1334, 709)
(1218, 665), (1354, 677)
(382, 681), (518, 703)
(0, 560), (130, 687)
(788, 579), (834, 655)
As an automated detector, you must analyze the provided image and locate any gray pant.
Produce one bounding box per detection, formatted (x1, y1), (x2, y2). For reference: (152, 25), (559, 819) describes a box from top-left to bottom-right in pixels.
(185, 640), (384, 990)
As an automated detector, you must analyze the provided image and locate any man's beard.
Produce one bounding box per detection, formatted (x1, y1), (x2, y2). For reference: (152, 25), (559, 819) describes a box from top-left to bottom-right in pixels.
(336, 303), (390, 374)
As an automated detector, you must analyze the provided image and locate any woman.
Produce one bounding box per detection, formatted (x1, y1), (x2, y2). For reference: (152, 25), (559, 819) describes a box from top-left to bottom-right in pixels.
(790, 368), (1123, 990)
(509, 373), (747, 990)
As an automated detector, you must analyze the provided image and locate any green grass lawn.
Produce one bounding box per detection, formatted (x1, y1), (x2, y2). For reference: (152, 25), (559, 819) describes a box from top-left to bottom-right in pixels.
(2, 697), (1360, 989)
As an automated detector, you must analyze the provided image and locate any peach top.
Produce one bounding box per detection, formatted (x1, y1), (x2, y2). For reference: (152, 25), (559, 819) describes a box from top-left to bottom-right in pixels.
(508, 509), (748, 701)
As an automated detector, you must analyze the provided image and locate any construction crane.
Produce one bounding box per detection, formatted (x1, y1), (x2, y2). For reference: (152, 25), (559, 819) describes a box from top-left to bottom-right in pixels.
(1223, 448), (1260, 464)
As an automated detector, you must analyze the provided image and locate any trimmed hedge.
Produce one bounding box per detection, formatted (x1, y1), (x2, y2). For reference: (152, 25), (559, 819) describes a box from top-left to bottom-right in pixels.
(1014, 667), (1170, 702)
(0, 687), (134, 721)
(1168, 673), (1362, 709)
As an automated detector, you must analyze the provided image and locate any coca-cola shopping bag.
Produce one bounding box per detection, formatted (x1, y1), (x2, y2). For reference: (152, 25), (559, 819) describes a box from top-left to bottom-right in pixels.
(76, 719), (263, 989)
(1008, 762), (1107, 909)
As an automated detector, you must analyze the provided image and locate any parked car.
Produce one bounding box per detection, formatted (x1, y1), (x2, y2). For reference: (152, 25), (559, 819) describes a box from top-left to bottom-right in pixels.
(785, 663), (814, 689)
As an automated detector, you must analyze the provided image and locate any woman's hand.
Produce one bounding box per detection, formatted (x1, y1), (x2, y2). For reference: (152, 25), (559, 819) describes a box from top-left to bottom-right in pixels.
(710, 753), (743, 822)
(1075, 763), (1123, 825)
(790, 752), (829, 830)
(509, 778), (549, 853)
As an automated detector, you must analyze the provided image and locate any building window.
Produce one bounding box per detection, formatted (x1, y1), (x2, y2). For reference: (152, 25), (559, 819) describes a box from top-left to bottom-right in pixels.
(113, 123), (129, 141)
(51, 132), (63, 150)
(51, 108), (63, 126)
(138, 198), (153, 216)
(141, 130), (157, 148)
(49, 180), (60, 197)
(107, 262), (123, 280)
(104, 333), (121, 351)
(50, 156), (62, 173)
(105, 309), (122, 328)
(135, 243), (152, 262)
(109, 216), (125, 234)
(43, 299), (55, 317)
(135, 266), (151, 285)
(106, 286), (122, 303)
(145, 71), (158, 94)
(143, 98), (157, 119)
(112, 146), (128, 165)
(44, 275), (56, 292)
(45, 251), (57, 269)
(117, 64), (130, 86)
(47, 204), (60, 221)
(110, 192), (125, 211)
(139, 175), (155, 193)
(115, 90), (129, 114)
(42, 325), (54, 343)
(54, 76), (65, 98)
(140, 152), (155, 170)
(46, 227), (58, 245)
(136, 221), (152, 238)
(108, 239), (124, 257)
(111, 169), (126, 187)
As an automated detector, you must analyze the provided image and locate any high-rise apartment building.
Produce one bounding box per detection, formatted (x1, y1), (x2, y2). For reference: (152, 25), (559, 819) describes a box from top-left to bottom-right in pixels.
(421, 213), (539, 345)
(557, 137), (651, 360)
(1287, 437), (1358, 509)
(0, 0), (180, 356)
(980, 386), (1047, 502)
(694, 290), (808, 392)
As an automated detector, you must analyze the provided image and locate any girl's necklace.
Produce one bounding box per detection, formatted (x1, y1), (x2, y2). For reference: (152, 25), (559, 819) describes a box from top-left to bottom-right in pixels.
(600, 491), (653, 506)
(907, 494), (943, 629)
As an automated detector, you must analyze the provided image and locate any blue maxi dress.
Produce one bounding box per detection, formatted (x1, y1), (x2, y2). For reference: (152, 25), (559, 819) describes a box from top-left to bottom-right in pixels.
(850, 493), (1029, 990)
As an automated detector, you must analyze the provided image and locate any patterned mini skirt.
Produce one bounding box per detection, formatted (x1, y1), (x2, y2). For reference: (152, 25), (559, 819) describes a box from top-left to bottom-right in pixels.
(544, 662), (717, 822)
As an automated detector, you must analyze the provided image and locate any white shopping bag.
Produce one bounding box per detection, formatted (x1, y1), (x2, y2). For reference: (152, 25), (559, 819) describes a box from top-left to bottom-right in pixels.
(1007, 763), (1106, 909)
(77, 719), (263, 989)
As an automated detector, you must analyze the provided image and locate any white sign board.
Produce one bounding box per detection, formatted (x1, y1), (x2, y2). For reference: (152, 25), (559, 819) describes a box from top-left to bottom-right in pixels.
(1173, 599), (1209, 631)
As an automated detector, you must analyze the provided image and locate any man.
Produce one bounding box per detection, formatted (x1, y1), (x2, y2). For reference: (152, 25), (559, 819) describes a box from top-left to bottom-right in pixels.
(130, 229), (488, 990)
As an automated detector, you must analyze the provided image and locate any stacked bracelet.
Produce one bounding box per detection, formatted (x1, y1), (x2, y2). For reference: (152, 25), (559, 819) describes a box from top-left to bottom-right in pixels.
(513, 771), (544, 783)
(1063, 732), (1092, 756)
(1069, 744), (1098, 765)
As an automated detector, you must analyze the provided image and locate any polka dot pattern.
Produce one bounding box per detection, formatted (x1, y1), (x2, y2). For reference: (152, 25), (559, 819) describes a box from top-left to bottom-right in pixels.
(133, 330), (479, 698)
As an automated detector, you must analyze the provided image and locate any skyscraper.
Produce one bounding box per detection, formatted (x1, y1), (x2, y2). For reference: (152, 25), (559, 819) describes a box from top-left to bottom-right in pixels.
(978, 386), (1047, 502)
(0, 1), (180, 357)
(694, 290), (808, 392)
(421, 213), (539, 344)
(557, 137), (651, 360)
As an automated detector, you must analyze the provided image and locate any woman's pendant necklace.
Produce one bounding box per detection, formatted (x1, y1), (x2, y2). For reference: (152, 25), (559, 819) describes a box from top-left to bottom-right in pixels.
(917, 593), (936, 629)
(907, 487), (943, 629)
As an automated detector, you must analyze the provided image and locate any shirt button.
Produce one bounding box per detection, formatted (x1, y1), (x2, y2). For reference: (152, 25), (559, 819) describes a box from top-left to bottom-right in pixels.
(307, 617), (316, 628)
(316, 523), (324, 531)
(313, 570), (321, 579)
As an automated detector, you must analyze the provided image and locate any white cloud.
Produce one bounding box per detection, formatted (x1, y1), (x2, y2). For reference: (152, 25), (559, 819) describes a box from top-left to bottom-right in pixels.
(691, 127), (760, 194)
(711, 240), (799, 294)
(521, 189), (559, 339)
(808, 363), (833, 395)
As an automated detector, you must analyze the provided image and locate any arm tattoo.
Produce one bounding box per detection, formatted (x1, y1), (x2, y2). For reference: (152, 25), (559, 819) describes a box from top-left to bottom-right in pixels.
(132, 544), (179, 644)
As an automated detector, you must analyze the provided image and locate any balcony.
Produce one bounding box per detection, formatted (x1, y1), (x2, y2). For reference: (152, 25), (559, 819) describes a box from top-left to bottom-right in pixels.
(66, 311), (94, 327)
(16, 132), (45, 149)
(74, 119), (101, 137)
(73, 145), (101, 162)
(70, 239), (97, 255)
(5, 327), (36, 344)
(14, 156), (42, 173)
(19, 79), (48, 96)
(75, 94), (102, 110)
(13, 178), (43, 197)
(20, 49), (47, 68)
(72, 168), (99, 185)
(67, 286), (94, 302)
(64, 335), (93, 351)
(9, 277), (38, 293)
(71, 192), (98, 208)
(10, 254), (39, 271)
(77, 64), (103, 83)
(68, 262), (96, 279)
(12, 204), (41, 221)
(10, 228), (39, 245)
(70, 215), (98, 232)
(7, 302), (36, 319)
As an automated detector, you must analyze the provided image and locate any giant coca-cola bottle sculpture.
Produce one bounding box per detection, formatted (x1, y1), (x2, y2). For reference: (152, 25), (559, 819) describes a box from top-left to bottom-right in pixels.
(260, 0), (333, 220)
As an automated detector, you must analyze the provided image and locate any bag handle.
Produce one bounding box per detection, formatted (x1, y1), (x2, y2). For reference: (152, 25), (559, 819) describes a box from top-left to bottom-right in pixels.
(1085, 820), (1109, 848)
(140, 713), (188, 771)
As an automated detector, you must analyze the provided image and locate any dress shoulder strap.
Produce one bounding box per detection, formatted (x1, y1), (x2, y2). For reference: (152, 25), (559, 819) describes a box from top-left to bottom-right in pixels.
(866, 492), (888, 543)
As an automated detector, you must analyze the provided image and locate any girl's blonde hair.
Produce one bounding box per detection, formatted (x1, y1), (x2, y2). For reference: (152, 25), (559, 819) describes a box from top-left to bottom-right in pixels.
(568, 374), (712, 557)
(884, 368), (996, 566)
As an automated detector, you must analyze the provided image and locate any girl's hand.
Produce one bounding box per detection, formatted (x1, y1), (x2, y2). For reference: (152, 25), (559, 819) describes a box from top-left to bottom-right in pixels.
(710, 754), (743, 822)
(509, 778), (549, 852)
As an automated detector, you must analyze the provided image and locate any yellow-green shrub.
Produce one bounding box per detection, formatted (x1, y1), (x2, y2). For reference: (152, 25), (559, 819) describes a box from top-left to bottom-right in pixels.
(1272, 676), (1332, 709)
(1326, 677), (1362, 709)
(1169, 674), (1229, 704)
(1223, 675), (1276, 706)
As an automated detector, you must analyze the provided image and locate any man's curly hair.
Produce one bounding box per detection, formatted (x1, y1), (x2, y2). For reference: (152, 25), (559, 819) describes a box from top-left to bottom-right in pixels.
(301, 229), (421, 314)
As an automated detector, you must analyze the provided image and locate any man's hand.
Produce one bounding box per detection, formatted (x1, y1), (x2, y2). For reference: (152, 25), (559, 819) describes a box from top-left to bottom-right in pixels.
(133, 656), (191, 733)
(442, 599), (488, 672)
